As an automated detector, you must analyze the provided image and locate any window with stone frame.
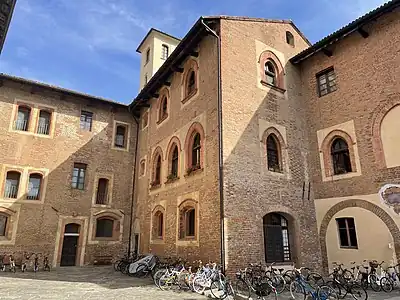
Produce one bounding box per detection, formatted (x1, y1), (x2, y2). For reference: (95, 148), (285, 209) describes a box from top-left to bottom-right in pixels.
(0, 214), (8, 237)
(179, 203), (196, 240)
(27, 173), (43, 200)
(142, 111), (149, 129)
(259, 51), (285, 91)
(152, 209), (164, 239)
(37, 110), (51, 135)
(266, 134), (281, 172)
(331, 138), (352, 175)
(114, 125), (127, 148)
(96, 178), (109, 205)
(139, 159), (146, 177)
(317, 67), (337, 97)
(95, 218), (114, 238)
(187, 70), (196, 96)
(336, 217), (358, 248)
(80, 111), (93, 131)
(15, 106), (31, 131)
(71, 163), (87, 190)
(4, 171), (21, 199)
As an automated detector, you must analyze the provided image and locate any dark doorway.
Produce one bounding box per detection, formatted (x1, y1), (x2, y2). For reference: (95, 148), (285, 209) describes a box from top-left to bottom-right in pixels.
(263, 213), (291, 263)
(60, 223), (80, 266)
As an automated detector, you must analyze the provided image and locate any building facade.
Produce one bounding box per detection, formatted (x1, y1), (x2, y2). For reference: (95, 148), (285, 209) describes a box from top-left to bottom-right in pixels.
(0, 75), (137, 267)
(1, 0), (399, 273)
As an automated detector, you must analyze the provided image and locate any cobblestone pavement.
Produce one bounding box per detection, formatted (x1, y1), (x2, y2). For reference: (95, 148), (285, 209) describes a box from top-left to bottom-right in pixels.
(0, 266), (400, 299)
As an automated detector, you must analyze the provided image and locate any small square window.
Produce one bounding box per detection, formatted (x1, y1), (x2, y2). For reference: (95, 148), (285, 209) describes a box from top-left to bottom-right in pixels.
(146, 48), (150, 64)
(80, 111), (93, 131)
(317, 68), (337, 97)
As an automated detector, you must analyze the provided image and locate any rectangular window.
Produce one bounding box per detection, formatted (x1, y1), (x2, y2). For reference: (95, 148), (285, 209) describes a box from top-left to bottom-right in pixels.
(336, 217), (358, 248)
(80, 111), (93, 131)
(72, 163), (87, 190)
(146, 48), (150, 64)
(317, 68), (337, 97)
(161, 45), (169, 60)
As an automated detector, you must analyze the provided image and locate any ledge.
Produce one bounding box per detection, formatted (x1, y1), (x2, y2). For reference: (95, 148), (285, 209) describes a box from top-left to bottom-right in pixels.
(181, 89), (198, 104)
(165, 176), (180, 184)
(156, 114), (168, 125)
(184, 167), (203, 178)
(150, 183), (161, 190)
(260, 80), (286, 94)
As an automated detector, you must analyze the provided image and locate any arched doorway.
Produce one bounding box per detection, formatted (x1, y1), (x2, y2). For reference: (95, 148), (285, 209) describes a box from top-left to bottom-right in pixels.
(60, 223), (80, 266)
(263, 213), (292, 263)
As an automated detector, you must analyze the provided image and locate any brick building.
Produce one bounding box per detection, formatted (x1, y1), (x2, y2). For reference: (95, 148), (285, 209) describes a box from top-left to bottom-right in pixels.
(0, 74), (137, 266)
(131, 0), (400, 273)
(1, 0), (400, 272)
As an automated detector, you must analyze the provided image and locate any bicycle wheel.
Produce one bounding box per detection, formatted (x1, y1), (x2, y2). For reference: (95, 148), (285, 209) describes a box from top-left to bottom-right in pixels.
(153, 269), (167, 288)
(307, 272), (325, 288)
(290, 281), (306, 300)
(159, 274), (173, 291)
(380, 276), (393, 293)
(235, 279), (250, 299)
(270, 274), (285, 294)
(325, 280), (345, 299)
(113, 260), (121, 271)
(318, 285), (339, 300)
(369, 274), (381, 292)
(192, 276), (207, 294)
(350, 283), (368, 300)
(210, 280), (226, 299)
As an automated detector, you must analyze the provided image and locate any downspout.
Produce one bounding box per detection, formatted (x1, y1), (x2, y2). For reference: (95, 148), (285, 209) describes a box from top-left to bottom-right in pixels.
(127, 106), (140, 258)
(200, 19), (225, 272)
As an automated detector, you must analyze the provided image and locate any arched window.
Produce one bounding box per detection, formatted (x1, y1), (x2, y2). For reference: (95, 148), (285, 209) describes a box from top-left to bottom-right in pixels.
(331, 138), (352, 175)
(96, 218), (114, 238)
(0, 214), (8, 236)
(286, 31), (294, 46)
(154, 154), (162, 185)
(263, 213), (291, 262)
(37, 110), (51, 135)
(4, 171), (21, 199)
(179, 203), (196, 239)
(96, 178), (109, 204)
(27, 173), (43, 200)
(266, 134), (281, 172)
(15, 106), (31, 131)
(191, 133), (201, 169)
(115, 125), (127, 148)
(171, 145), (179, 178)
(265, 61), (276, 86)
(152, 210), (164, 239)
(139, 159), (146, 177)
(187, 70), (196, 96)
(159, 96), (168, 121)
(161, 44), (169, 60)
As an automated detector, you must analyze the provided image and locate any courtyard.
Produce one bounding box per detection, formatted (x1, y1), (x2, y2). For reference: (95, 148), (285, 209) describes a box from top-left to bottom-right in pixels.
(0, 266), (399, 300)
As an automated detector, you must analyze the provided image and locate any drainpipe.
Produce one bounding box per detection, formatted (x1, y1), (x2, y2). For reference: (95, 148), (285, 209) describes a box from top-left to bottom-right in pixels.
(127, 108), (140, 258)
(200, 19), (225, 272)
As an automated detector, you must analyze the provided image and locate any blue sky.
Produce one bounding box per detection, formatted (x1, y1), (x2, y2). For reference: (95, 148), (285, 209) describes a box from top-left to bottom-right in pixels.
(0, 0), (387, 104)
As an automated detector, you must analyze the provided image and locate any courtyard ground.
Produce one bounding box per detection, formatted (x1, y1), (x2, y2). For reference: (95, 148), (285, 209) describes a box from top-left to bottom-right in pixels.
(0, 266), (399, 299)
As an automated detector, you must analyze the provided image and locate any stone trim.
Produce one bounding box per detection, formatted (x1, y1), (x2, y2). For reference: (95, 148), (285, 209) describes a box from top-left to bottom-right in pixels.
(319, 199), (400, 274)
(371, 95), (400, 169)
(320, 129), (357, 178)
(91, 173), (114, 207)
(88, 209), (124, 244)
(111, 120), (131, 152)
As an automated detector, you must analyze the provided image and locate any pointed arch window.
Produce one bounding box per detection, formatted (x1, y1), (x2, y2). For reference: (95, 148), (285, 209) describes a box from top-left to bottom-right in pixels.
(154, 155), (162, 185)
(171, 145), (179, 178)
(152, 209), (164, 239)
(286, 31), (294, 46)
(187, 71), (196, 96)
(266, 134), (281, 172)
(331, 138), (352, 175)
(159, 96), (168, 121)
